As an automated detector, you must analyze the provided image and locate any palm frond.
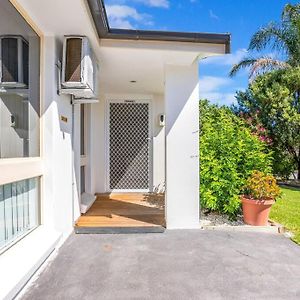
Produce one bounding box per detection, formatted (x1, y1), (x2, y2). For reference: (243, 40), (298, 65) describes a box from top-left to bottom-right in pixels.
(282, 4), (300, 22)
(248, 22), (300, 67)
(229, 58), (257, 77)
(249, 57), (291, 80)
(249, 23), (292, 53)
(229, 55), (291, 79)
(282, 4), (300, 63)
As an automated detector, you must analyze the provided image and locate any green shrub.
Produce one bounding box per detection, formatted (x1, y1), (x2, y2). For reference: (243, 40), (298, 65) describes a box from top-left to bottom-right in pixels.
(200, 100), (272, 217)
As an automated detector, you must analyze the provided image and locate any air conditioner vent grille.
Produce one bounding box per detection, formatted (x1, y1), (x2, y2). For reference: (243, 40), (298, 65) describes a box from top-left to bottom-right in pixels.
(1, 38), (18, 83)
(65, 38), (82, 82)
(22, 40), (29, 86)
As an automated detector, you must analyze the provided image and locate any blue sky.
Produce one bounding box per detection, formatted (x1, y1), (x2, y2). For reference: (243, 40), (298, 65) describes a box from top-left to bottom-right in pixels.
(104, 0), (298, 105)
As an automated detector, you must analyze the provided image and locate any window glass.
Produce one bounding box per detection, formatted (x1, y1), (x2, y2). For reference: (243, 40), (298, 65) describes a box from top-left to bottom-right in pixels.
(80, 104), (85, 156)
(80, 166), (86, 194)
(0, 177), (40, 251)
(0, 0), (40, 158)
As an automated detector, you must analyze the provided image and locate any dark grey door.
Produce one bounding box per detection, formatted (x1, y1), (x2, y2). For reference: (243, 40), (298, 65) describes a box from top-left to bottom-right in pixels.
(109, 102), (150, 190)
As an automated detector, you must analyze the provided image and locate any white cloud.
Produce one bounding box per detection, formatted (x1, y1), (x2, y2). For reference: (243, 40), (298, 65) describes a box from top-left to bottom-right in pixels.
(201, 48), (248, 66)
(137, 0), (169, 8)
(105, 0), (169, 29)
(199, 76), (238, 106)
(201, 92), (237, 106)
(106, 5), (152, 29)
(108, 0), (169, 8)
(209, 9), (219, 20)
(199, 76), (231, 93)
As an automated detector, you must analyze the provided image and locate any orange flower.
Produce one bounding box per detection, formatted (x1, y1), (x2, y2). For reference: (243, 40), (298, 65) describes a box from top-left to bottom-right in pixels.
(244, 171), (281, 200)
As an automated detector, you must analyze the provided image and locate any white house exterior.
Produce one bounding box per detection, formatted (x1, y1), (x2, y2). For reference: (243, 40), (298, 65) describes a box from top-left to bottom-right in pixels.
(0, 0), (230, 298)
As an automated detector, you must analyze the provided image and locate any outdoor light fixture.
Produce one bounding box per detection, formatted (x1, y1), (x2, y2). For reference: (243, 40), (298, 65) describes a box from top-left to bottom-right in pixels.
(159, 114), (165, 127)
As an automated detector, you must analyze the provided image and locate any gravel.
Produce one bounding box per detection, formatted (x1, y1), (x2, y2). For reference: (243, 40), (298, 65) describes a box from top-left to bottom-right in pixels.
(200, 211), (245, 227)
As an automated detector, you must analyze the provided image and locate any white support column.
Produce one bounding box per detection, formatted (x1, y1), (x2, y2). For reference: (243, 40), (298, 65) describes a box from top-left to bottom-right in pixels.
(164, 62), (200, 229)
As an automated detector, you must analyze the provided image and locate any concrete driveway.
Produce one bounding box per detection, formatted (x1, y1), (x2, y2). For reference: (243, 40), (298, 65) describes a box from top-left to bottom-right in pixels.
(21, 230), (300, 300)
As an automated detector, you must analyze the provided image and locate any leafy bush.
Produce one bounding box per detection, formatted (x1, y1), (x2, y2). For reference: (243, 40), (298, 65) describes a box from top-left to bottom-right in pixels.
(243, 171), (281, 200)
(272, 148), (296, 180)
(234, 67), (300, 179)
(200, 100), (272, 217)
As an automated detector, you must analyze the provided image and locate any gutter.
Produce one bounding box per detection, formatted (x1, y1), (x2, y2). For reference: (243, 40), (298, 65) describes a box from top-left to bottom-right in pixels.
(86, 0), (231, 54)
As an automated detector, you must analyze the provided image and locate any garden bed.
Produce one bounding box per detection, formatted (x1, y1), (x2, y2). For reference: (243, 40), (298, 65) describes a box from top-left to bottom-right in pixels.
(200, 211), (281, 234)
(200, 211), (244, 227)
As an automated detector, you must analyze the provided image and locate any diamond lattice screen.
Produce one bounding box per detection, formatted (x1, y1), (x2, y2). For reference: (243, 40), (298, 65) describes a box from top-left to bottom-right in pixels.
(109, 102), (150, 190)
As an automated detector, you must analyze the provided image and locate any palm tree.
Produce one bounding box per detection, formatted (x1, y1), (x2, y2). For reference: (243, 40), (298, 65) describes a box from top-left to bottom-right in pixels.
(230, 4), (300, 79)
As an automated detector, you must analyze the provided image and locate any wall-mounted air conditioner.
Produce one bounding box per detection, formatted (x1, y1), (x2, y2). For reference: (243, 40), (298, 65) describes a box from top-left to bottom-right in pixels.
(0, 35), (29, 88)
(61, 36), (98, 100)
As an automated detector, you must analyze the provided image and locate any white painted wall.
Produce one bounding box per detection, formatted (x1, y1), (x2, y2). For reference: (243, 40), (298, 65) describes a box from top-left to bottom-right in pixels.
(42, 36), (81, 233)
(152, 94), (165, 192)
(90, 95), (106, 193)
(164, 62), (200, 229)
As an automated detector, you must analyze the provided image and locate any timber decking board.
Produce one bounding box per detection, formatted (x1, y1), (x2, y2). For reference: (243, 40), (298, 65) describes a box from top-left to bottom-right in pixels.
(75, 193), (165, 231)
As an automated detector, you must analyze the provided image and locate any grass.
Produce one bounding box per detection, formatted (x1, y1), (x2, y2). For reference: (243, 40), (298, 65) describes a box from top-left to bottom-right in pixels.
(270, 186), (300, 244)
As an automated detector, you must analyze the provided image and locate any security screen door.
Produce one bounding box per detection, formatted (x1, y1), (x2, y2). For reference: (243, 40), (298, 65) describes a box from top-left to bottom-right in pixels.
(109, 101), (150, 191)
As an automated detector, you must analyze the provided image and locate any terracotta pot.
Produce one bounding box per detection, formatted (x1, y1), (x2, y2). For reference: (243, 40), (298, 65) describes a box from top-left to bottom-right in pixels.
(241, 196), (274, 226)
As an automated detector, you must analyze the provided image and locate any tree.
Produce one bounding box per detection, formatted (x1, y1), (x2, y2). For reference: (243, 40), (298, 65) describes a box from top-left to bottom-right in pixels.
(200, 100), (272, 217)
(235, 68), (300, 179)
(229, 4), (300, 79)
(229, 3), (300, 179)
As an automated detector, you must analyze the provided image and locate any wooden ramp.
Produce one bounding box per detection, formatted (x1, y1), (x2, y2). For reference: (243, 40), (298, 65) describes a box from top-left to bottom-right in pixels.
(75, 193), (165, 234)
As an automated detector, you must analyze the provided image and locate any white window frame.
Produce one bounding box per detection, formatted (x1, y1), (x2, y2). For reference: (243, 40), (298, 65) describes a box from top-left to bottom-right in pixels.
(0, 1), (43, 251)
(0, 19), (43, 183)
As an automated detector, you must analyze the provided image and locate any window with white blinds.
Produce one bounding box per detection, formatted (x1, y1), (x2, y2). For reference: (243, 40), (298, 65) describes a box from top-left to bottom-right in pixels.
(0, 177), (39, 251)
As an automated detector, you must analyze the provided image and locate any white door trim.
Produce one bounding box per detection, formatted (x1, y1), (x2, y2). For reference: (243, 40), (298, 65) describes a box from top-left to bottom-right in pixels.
(104, 95), (153, 193)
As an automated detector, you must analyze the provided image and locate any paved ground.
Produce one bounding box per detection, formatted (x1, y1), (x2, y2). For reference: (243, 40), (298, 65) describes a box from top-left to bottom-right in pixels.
(21, 230), (300, 300)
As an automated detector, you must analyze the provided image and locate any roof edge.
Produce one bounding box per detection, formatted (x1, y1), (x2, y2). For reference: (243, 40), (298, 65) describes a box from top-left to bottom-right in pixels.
(86, 0), (231, 54)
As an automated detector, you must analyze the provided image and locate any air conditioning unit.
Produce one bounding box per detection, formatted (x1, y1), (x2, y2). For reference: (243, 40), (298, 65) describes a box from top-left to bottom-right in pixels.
(61, 36), (98, 99)
(0, 35), (29, 88)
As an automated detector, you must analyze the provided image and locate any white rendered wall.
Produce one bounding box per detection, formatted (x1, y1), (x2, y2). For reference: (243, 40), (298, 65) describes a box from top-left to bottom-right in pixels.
(42, 36), (80, 233)
(165, 62), (200, 229)
(152, 94), (165, 192)
(90, 95), (106, 193)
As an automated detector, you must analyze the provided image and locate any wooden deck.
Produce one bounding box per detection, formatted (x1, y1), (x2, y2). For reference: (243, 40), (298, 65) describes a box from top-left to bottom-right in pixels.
(75, 193), (165, 233)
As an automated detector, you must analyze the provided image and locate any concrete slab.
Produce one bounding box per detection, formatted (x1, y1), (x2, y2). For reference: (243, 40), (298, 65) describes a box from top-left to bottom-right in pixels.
(20, 230), (300, 300)
(201, 225), (280, 234)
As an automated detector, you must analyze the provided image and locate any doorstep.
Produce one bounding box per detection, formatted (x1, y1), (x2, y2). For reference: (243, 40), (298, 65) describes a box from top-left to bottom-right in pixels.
(75, 225), (165, 234)
(75, 193), (166, 234)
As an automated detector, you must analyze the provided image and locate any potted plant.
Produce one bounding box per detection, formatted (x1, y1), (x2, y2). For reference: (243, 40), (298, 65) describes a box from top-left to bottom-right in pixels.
(241, 171), (281, 226)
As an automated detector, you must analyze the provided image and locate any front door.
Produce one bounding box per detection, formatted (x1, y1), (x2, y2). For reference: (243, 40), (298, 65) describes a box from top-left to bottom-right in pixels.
(108, 100), (150, 192)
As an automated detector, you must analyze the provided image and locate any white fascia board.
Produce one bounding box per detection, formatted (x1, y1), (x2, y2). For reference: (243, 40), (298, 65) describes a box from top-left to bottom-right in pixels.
(100, 38), (227, 55)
